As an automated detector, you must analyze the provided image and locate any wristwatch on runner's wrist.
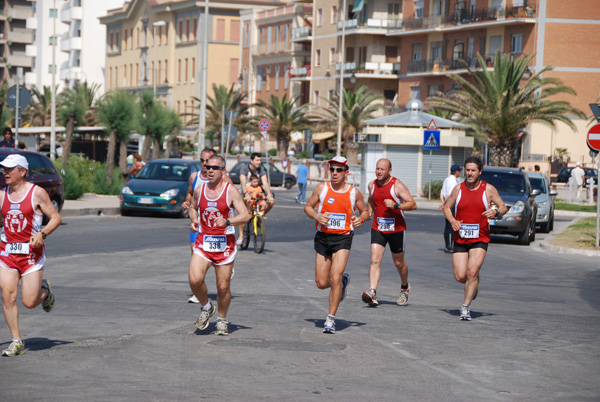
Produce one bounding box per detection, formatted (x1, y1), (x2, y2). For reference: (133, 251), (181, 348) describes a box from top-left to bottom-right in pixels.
(225, 219), (231, 226)
(41, 232), (47, 239)
(394, 203), (400, 210)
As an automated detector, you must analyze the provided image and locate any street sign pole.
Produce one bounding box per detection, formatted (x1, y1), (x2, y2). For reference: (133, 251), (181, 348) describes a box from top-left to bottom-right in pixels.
(587, 111), (600, 248)
(596, 156), (599, 248)
(15, 68), (21, 144)
(429, 149), (432, 200)
(423, 119), (441, 200)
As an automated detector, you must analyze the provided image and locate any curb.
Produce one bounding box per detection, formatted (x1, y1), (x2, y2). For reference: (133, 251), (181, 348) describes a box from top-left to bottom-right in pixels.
(537, 241), (600, 257)
(61, 207), (121, 217)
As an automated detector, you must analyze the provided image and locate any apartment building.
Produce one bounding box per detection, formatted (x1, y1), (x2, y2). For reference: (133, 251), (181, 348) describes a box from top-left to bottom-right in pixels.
(292, 0), (599, 164)
(100, 0), (280, 128)
(0, 0), (34, 85)
(240, 3), (312, 108)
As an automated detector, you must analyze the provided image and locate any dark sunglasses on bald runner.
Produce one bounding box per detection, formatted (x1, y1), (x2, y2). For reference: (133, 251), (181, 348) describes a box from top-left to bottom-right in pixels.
(329, 167), (347, 173)
(205, 165), (223, 171)
(200, 158), (209, 163)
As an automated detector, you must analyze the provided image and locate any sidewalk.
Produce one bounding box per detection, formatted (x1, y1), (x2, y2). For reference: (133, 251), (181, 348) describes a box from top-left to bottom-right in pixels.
(62, 192), (599, 256)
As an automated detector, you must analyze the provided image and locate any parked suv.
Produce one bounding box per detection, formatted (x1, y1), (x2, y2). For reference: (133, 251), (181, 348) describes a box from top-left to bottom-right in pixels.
(0, 149), (65, 215)
(480, 167), (539, 245)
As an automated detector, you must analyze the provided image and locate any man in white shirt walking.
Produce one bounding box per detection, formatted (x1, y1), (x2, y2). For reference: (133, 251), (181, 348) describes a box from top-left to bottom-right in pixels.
(440, 164), (462, 253)
(570, 162), (586, 201)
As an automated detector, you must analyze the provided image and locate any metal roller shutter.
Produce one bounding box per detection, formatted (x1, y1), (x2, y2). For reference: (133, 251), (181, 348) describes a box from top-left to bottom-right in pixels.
(387, 145), (419, 195)
(422, 148), (450, 186)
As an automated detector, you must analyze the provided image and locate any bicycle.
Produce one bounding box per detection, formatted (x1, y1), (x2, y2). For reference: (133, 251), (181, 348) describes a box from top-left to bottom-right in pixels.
(240, 197), (266, 254)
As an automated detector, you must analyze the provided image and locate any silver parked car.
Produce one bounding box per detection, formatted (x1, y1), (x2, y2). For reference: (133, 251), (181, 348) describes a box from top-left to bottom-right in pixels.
(527, 172), (558, 233)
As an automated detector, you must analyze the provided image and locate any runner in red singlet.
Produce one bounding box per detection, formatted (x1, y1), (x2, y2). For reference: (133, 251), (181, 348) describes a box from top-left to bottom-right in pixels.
(0, 154), (61, 356)
(188, 155), (249, 335)
(363, 158), (416, 307)
(304, 156), (369, 334)
(442, 156), (507, 321)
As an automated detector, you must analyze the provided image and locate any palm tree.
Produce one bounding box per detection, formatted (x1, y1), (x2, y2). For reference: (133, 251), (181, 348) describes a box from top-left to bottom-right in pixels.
(28, 86), (54, 127)
(319, 86), (384, 164)
(135, 91), (182, 160)
(191, 84), (249, 152)
(0, 85), (10, 133)
(254, 94), (310, 158)
(96, 90), (137, 180)
(59, 83), (94, 168)
(426, 52), (585, 167)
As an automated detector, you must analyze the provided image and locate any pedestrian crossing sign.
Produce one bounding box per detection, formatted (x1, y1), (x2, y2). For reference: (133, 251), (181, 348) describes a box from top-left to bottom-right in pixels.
(423, 130), (441, 150)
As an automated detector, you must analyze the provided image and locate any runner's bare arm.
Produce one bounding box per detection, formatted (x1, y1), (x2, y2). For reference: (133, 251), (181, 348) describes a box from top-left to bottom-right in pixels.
(389, 179), (417, 211)
(189, 186), (201, 232)
(367, 181), (374, 218)
(352, 188), (370, 228)
(304, 182), (329, 225)
(182, 171), (197, 211)
(30, 188), (62, 248)
(484, 184), (508, 218)
(443, 185), (462, 231)
(214, 186), (249, 227)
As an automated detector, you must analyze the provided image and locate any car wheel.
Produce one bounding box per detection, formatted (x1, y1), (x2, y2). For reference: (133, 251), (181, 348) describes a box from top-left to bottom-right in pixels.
(529, 219), (536, 242)
(540, 221), (550, 233)
(284, 179), (294, 190)
(121, 208), (132, 217)
(518, 222), (531, 245)
(178, 207), (190, 219)
(548, 214), (554, 232)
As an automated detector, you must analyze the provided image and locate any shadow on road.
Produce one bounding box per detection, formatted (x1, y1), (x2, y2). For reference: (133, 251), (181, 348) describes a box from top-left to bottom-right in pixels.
(16, 337), (74, 352)
(305, 318), (367, 332)
(440, 308), (497, 320)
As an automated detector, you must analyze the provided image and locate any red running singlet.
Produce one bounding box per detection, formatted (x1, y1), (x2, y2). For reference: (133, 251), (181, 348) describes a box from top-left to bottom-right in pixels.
(453, 181), (490, 244)
(370, 177), (407, 234)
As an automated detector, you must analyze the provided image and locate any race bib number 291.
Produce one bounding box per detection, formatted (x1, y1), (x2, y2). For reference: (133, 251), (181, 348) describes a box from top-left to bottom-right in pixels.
(459, 224), (479, 239)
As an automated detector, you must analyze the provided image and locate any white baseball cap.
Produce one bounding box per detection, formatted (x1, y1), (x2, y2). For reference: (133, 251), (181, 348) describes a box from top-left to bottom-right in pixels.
(327, 156), (349, 168)
(576, 162), (581, 166)
(0, 154), (29, 170)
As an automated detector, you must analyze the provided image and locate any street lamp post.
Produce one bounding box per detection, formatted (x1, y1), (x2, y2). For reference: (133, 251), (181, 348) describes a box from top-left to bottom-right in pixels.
(152, 21), (166, 97)
(50, 0), (58, 161)
(336, 0), (347, 157)
(198, 0), (210, 153)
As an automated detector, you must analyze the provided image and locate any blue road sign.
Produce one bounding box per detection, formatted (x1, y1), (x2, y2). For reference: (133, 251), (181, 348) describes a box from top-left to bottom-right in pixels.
(423, 130), (441, 150)
(258, 119), (271, 132)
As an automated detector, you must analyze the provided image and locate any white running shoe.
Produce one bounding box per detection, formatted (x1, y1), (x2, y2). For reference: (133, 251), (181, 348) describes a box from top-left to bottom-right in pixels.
(188, 295), (200, 304)
(460, 305), (471, 321)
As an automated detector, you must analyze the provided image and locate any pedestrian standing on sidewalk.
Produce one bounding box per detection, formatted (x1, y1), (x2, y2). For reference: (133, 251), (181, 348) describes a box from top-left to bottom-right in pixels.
(439, 164), (462, 253)
(0, 154), (61, 356)
(304, 156), (369, 334)
(362, 158), (416, 307)
(295, 159), (310, 204)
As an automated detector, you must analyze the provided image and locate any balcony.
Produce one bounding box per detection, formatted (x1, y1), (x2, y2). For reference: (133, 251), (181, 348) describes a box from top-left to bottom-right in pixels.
(389, 5), (536, 36)
(25, 71), (35, 85)
(291, 26), (311, 42)
(26, 17), (36, 30)
(25, 44), (36, 57)
(6, 27), (32, 44)
(253, 41), (309, 57)
(7, 54), (32, 67)
(337, 19), (390, 35)
(60, 36), (82, 52)
(336, 61), (401, 78)
(290, 66), (310, 80)
(6, 4), (31, 20)
(406, 55), (494, 76)
(61, 5), (82, 23)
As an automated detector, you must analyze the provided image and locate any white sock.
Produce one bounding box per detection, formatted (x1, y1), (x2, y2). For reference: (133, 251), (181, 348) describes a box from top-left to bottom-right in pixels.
(202, 302), (212, 310)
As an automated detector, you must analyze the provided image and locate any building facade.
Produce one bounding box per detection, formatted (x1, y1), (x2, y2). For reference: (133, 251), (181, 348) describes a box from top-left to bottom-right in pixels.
(100, 0), (281, 130)
(0, 0), (34, 86)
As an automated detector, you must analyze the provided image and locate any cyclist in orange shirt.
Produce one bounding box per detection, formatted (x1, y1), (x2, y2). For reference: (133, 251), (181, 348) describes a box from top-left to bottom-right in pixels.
(245, 174), (266, 215)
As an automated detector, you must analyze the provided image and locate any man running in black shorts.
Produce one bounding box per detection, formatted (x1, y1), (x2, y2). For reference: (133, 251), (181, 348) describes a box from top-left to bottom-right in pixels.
(363, 158), (416, 307)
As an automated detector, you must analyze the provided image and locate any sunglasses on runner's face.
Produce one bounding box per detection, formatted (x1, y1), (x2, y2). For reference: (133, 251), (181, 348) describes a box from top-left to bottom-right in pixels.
(200, 158), (209, 163)
(329, 167), (346, 173)
(205, 165), (222, 171)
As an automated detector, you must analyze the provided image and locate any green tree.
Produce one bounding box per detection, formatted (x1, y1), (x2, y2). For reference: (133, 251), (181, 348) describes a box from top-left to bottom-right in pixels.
(28, 85), (54, 126)
(426, 52), (585, 166)
(191, 84), (249, 153)
(254, 94), (310, 158)
(320, 86), (384, 164)
(136, 91), (182, 161)
(0, 85), (10, 133)
(96, 90), (137, 180)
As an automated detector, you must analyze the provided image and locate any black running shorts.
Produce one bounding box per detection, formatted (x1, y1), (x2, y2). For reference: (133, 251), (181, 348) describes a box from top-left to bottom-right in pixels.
(453, 241), (489, 253)
(371, 229), (405, 254)
(314, 231), (353, 258)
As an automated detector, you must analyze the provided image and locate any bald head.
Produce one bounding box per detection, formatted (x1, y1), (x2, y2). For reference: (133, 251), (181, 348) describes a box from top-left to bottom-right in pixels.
(377, 158), (392, 170)
(375, 158), (392, 182)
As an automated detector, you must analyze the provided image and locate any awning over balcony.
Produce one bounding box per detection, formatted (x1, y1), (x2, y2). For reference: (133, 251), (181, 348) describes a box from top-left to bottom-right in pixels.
(312, 131), (335, 142)
(352, 0), (364, 13)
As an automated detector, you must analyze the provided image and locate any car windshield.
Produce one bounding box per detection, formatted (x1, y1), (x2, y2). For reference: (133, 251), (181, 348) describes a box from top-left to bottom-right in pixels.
(529, 177), (547, 194)
(481, 172), (526, 193)
(137, 163), (189, 181)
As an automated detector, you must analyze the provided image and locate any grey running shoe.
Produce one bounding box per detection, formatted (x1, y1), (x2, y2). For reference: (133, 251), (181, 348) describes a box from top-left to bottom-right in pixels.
(215, 319), (229, 336)
(188, 295), (200, 304)
(323, 316), (335, 334)
(2, 339), (25, 357)
(340, 273), (350, 302)
(460, 305), (471, 321)
(41, 279), (54, 313)
(362, 289), (378, 307)
(397, 283), (410, 306)
(195, 302), (216, 330)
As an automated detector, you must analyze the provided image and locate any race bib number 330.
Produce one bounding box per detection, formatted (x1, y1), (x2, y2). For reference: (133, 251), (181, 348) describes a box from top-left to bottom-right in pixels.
(6, 242), (29, 255)
(459, 224), (479, 239)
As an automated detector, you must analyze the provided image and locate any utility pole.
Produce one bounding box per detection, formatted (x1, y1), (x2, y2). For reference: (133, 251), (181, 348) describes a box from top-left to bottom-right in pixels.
(51, 0), (57, 161)
(198, 0), (210, 154)
(336, 0), (347, 157)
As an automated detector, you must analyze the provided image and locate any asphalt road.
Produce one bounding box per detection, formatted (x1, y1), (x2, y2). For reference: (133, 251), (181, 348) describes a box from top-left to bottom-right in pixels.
(0, 194), (598, 401)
